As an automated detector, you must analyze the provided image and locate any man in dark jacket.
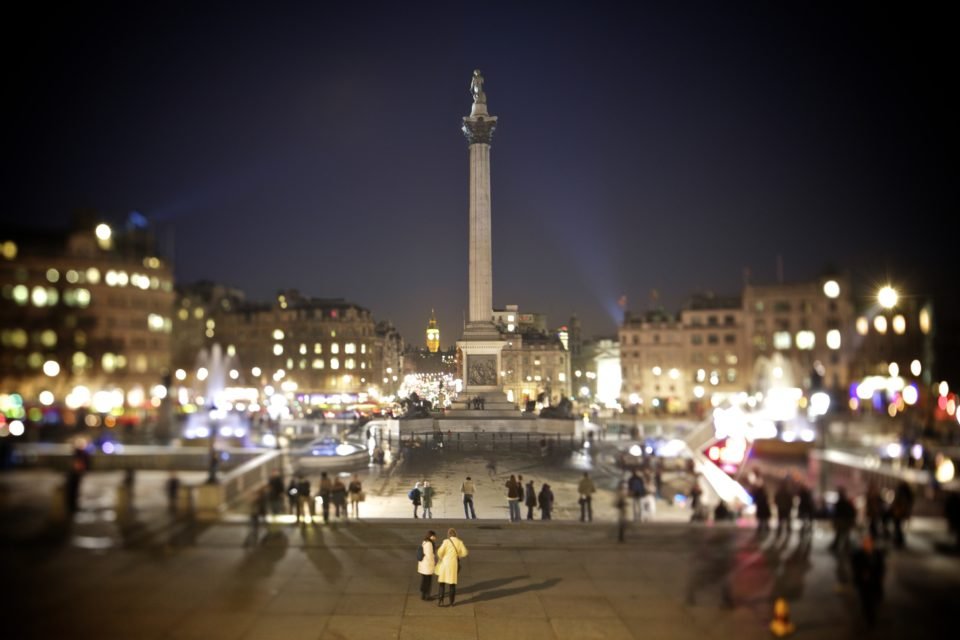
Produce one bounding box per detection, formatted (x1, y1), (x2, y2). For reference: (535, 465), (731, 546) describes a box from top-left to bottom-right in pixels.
(627, 471), (646, 522)
(890, 481), (914, 548)
(830, 487), (856, 554)
(524, 480), (537, 520)
(850, 534), (885, 627)
(538, 483), (554, 520)
(774, 481), (794, 539)
(796, 482), (814, 534)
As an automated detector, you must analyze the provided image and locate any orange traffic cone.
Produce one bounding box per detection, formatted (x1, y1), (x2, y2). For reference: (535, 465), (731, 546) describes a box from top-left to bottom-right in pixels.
(769, 597), (795, 637)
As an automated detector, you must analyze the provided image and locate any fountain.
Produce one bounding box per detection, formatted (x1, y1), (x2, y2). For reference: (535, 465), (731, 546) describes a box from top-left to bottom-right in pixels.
(183, 344), (249, 441)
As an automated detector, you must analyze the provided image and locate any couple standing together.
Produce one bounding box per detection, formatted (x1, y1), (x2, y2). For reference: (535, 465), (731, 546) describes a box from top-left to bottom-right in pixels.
(417, 528), (469, 606)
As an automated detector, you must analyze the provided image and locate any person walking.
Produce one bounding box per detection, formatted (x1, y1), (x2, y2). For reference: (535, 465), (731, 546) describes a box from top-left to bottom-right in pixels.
(247, 487), (268, 545)
(286, 475), (300, 519)
(421, 480), (435, 519)
(435, 527), (469, 607)
(318, 471), (332, 524)
(641, 471), (657, 521)
(417, 530), (438, 600)
(267, 469), (285, 518)
(578, 472), (596, 522)
(850, 534), (886, 627)
(616, 483), (629, 542)
(627, 470), (646, 522)
(524, 479), (537, 520)
(410, 482), (423, 519)
(796, 482), (815, 534)
(689, 477), (705, 522)
(830, 487), (856, 554)
(752, 481), (771, 536)
(505, 475), (522, 522)
(348, 474), (363, 518)
(774, 480), (794, 539)
(297, 474), (313, 524)
(865, 481), (887, 540)
(331, 476), (347, 519)
(538, 482), (554, 520)
(461, 476), (477, 519)
(165, 472), (180, 516)
(890, 481), (914, 549)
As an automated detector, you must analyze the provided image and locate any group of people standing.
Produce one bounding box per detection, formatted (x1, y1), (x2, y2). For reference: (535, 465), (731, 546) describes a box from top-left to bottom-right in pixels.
(416, 528), (469, 607)
(504, 474), (556, 521)
(253, 470), (365, 527)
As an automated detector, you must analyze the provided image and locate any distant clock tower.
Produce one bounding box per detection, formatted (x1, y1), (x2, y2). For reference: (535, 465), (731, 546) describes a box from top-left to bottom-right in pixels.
(426, 309), (440, 353)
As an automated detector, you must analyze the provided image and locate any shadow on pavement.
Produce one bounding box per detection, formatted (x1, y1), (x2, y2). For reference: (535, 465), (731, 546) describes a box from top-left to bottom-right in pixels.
(460, 577), (562, 604)
(456, 574), (528, 595)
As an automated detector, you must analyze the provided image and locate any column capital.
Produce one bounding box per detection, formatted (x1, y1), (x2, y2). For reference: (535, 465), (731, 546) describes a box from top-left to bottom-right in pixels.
(462, 115), (497, 146)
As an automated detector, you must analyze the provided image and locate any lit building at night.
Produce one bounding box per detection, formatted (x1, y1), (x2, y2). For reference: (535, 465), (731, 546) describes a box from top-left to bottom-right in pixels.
(0, 214), (175, 425)
(172, 288), (388, 403)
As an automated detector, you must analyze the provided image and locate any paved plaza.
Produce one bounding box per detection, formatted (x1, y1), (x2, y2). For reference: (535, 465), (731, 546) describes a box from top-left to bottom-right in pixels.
(2, 445), (958, 640)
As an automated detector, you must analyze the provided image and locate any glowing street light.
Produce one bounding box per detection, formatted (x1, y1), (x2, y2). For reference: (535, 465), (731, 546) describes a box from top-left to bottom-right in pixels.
(823, 280), (840, 298)
(877, 285), (898, 309)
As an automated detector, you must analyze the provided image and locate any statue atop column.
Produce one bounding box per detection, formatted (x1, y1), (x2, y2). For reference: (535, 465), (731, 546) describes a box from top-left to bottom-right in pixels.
(470, 69), (486, 105)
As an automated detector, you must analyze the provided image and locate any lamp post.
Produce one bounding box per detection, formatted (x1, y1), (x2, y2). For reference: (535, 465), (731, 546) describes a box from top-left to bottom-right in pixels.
(206, 405), (219, 484)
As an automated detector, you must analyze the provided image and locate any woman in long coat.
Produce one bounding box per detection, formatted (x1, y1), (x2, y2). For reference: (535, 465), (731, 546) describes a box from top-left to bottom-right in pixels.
(434, 527), (469, 606)
(417, 530), (437, 600)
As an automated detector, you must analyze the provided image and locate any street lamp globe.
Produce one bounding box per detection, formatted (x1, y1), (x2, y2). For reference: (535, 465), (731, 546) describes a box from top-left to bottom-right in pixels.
(878, 285), (898, 309)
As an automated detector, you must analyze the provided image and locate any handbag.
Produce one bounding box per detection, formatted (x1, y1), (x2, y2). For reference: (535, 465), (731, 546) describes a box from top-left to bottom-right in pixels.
(358, 491), (366, 502)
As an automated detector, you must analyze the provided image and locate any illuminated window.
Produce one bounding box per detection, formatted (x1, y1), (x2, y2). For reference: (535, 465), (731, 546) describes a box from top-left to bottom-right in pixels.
(873, 316), (887, 334)
(856, 317), (868, 335)
(46, 268), (59, 283)
(795, 331), (815, 350)
(178, 309), (188, 320)
(299, 344), (307, 355)
(273, 344), (283, 356)
(299, 359), (307, 370)
(330, 357), (340, 370)
(31, 286), (48, 307)
(773, 331), (791, 350)
(314, 343), (322, 354)
(331, 343), (340, 354)
(826, 329), (841, 350)
(345, 343), (356, 354)
(312, 359), (325, 369)
(12, 285), (27, 305)
(40, 330), (57, 347)
(892, 315), (906, 335)
(193, 307), (204, 319)
(345, 358), (356, 369)
(273, 329), (284, 340)
(919, 308), (931, 334)
(360, 344), (367, 354)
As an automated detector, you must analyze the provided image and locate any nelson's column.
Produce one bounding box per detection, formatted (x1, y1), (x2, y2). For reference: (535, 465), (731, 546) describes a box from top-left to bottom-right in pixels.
(455, 70), (513, 411)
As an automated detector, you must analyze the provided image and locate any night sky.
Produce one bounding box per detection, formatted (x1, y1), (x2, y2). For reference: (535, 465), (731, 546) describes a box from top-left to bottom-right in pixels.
(4, 3), (956, 374)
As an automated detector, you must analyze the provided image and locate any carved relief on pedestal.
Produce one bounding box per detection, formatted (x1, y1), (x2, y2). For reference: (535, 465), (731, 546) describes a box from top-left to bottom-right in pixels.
(466, 354), (498, 386)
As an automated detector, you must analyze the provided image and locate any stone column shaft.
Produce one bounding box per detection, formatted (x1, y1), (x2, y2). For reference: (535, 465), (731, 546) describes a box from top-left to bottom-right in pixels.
(469, 142), (492, 324)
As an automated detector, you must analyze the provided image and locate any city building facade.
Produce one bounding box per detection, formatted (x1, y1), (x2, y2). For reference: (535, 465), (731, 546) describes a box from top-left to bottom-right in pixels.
(0, 217), (174, 423)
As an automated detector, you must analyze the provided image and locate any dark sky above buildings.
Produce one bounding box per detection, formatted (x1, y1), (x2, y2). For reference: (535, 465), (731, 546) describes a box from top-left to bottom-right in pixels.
(4, 3), (956, 365)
